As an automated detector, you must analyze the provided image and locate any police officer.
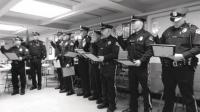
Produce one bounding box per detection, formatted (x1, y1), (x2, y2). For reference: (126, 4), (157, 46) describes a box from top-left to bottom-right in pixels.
(97, 23), (119, 112)
(116, 16), (154, 112)
(50, 32), (63, 90)
(155, 7), (200, 112)
(88, 30), (103, 104)
(25, 32), (47, 90)
(0, 37), (29, 95)
(61, 33), (75, 95)
(76, 26), (91, 98)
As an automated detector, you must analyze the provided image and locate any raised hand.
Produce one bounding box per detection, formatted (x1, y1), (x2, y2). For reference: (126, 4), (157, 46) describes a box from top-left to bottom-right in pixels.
(115, 25), (123, 36)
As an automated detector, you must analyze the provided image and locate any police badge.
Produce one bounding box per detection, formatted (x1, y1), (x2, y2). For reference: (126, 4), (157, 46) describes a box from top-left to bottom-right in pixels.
(19, 48), (22, 52)
(182, 28), (187, 33)
(137, 36), (143, 41)
(108, 41), (111, 45)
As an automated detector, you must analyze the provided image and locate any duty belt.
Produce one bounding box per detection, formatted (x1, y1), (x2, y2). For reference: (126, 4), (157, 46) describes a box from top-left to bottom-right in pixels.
(163, 58), (193, 67)
(172, 58), (192, 67)
(31, 56), (41, 59)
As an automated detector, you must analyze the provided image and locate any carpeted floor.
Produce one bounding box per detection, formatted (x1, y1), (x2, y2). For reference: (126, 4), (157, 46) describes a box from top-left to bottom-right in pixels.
(0, 76), (188, 112)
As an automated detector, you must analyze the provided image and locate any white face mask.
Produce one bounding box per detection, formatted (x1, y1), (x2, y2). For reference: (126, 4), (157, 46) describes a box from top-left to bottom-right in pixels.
(131, 20), (143, 32)
(102, 29), (111, 38)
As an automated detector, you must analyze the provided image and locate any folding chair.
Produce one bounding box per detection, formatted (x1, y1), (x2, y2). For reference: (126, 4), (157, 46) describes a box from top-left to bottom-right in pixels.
(4, 71), (12, 92)
(148, 62), (164, 112)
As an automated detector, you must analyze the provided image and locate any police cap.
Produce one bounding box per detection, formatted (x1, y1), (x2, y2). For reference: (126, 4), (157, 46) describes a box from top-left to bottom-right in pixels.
(100, 23), (113, 30)
(65, 32), (72, 36)
(14, 36), (23, 41)
(80, 26), (90, 31)
(170, 7), (189, 17)
(94, 30), (101, 35)
(130, 15), (146, 22)
(56, 32), (63, 36)
(32, 32), (40, 36)
(170, 7), (189, 22)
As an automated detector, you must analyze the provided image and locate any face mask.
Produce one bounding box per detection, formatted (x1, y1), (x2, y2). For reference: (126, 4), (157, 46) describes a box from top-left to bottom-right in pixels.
(170, 17), (182, 22)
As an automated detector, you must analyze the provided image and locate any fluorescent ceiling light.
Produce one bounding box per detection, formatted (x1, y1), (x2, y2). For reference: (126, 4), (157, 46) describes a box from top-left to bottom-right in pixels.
(0, 24), (26, 31)
(10, 0), (72, 18)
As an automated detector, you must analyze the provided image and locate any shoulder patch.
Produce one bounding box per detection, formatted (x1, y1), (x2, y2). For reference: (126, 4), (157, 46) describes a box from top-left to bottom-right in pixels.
(196, 29), (200, 34)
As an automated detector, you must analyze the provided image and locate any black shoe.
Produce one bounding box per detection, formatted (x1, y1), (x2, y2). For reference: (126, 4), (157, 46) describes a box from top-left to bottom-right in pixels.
(30, 86), (37, 90)
(88, 96), (97, 101)
(107, 106), (116, 112)
(96, 98), (103, 104)
(107, 108), (116, 112)
(122, 108), (131, 112)
(97, 103), (109, 109)
(66, 91), (74, 96)
(20, 91), (25, 95)
(83, 93), (91, 98)
(144, 108), (152, 112)
(55, 86), (60, 89)
(11, 91), (19, 96)
(59, 89), (67, 93)
(77, 92), (84, 96)
(37, 86), (41, 90)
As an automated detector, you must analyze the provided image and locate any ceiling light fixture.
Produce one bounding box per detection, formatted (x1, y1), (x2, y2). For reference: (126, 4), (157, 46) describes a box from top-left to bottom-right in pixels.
(0, 24), (26, 31)
(10, 0), (72, 18)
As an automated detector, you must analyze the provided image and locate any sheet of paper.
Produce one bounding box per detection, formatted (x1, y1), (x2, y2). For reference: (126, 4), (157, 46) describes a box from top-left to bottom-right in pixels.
(115, 59), (135, 66)
(4, 53), (19, 60)
(64, 52), (78, 58)
(151, 44), (175, 57)
(84, 53), (101, 62)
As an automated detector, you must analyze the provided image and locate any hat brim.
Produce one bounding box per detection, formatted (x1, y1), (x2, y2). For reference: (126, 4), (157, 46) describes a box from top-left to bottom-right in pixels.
(129, 19), (145, 23)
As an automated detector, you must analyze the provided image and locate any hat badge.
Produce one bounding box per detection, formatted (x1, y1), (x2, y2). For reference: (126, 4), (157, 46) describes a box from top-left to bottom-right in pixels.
(173, 12), (177, 16)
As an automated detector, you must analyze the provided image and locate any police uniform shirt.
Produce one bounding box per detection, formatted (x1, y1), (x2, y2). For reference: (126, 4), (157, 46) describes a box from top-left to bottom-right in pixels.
(1, 45), (29, 67)
(98, 35), (119, 62)
(78, 35), (91, 52)
(28, 40), (47, 59)
(160, 22), (200, 59)
(118, 29), (154, 63)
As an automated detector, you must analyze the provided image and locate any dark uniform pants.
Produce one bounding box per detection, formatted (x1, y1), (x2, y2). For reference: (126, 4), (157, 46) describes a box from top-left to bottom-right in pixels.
(64, 76), (73, 92)
(30, 59), (42, 87)
(101, 64), (116, 109)
(162, 66), (198, 112)
(128, 66), (152, 112)
(89, 63), (102, 98)
(56, 68), (63, 89)
(78, 58), (90, 95)
(11, 66), (26, 92)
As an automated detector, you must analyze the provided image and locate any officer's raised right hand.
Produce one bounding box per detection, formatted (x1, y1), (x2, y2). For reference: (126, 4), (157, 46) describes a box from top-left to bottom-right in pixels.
(0, 41), (5, 46)
(151, 22), (160, 37)
(115, 25), (123, 37)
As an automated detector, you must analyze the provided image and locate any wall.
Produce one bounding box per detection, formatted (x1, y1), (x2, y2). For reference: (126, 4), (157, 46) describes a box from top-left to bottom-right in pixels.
(38, 33), (55, 60)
